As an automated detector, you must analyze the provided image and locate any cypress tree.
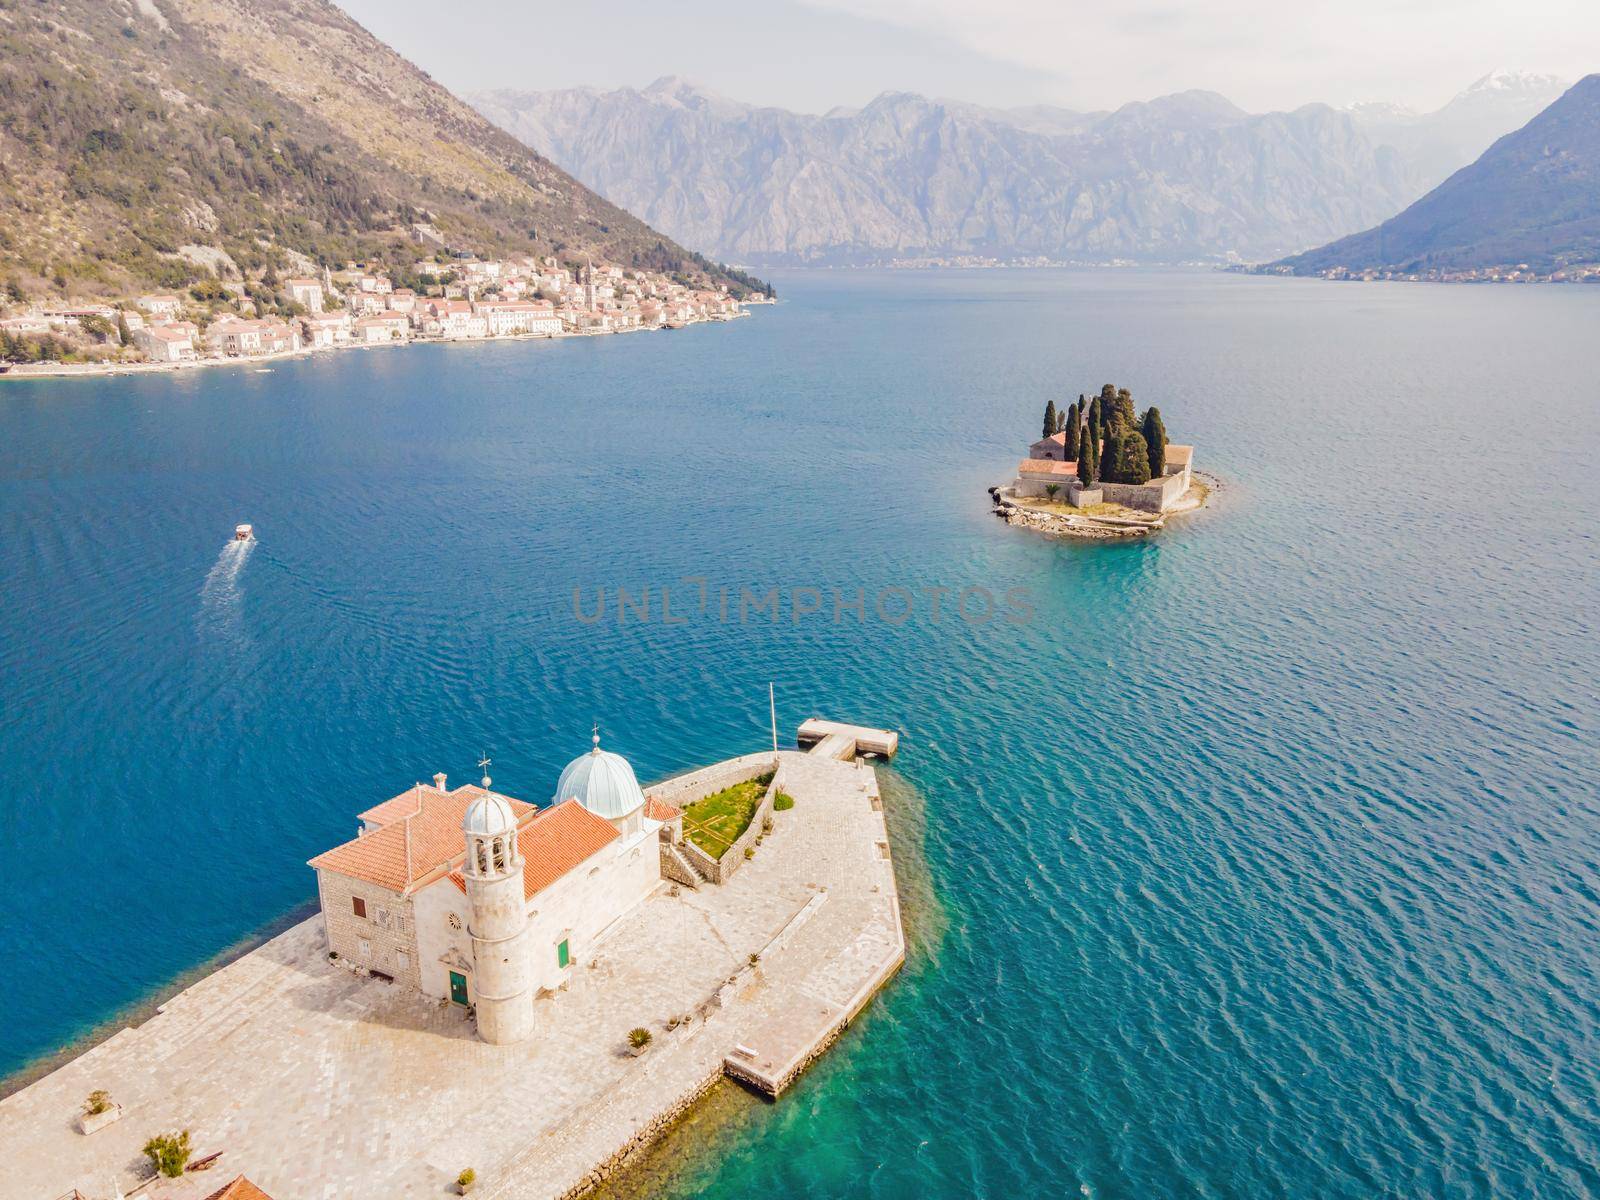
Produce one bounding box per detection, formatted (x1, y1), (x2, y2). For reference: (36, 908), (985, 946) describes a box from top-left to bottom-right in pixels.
(1120, 431), (1152, 484)
(116, 310), (131, 346)
(1115, 387), (1136, 428)
(1099, 427), (1118, 482)
(1042, 399), (1058, 441)
(1087, 395), (1101, 430)
(1142, 407), (1167, 477)
(1063, 403), (1079, 461)
(1078, 429), (1096, 485)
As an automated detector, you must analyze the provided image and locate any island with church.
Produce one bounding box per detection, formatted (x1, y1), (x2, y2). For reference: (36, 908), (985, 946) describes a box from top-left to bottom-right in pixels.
(990, 383), (1208, 539)
(1, 721), (905, 1200)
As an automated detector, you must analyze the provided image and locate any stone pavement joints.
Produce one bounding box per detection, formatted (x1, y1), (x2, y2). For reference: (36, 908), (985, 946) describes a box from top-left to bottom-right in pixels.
(1, 751), (905, 1200)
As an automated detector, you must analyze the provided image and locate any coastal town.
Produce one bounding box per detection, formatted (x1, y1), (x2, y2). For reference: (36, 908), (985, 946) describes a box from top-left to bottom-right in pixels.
(1, 721), (906, 1200)
(1247, 261), (1600, 283)
(0, 255), (757, 374)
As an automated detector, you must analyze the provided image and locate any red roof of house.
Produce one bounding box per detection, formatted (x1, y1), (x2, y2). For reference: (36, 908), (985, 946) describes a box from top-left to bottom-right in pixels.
(447, 799), (620, 900)
(310, 783), (533, 895)
(202, 1177), (276, 1200)
(1018, 458), (1077, 475)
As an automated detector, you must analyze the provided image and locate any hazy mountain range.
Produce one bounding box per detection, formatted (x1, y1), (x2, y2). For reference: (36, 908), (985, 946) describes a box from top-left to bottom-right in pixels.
(471, 71), (1569, 267)
(1279, 75), (1600, 276)
(0, 0), (756, 302)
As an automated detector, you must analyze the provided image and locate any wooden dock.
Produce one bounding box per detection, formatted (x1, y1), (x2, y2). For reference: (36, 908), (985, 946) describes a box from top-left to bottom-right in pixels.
(797, 718), (900, 760)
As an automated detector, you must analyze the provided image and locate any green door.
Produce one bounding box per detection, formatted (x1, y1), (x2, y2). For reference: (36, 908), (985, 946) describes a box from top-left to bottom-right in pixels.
(449, 971), (469, 1006)
(557, 939), (570, 969)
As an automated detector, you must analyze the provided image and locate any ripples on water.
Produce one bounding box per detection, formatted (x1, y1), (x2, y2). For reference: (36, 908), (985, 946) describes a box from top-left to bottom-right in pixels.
(2, 271), (1598, 1197)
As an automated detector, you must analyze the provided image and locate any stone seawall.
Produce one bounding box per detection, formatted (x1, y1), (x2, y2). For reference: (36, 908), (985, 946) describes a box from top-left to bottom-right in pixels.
(4, 749), (905, 1200)
(553, 1067), (725, 1200)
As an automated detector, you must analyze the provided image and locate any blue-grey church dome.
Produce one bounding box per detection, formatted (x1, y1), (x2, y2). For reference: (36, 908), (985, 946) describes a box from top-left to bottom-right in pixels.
(554, 733), (646, 820)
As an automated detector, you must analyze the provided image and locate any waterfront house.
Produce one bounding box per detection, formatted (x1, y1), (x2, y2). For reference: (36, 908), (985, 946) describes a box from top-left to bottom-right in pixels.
(301, 312), (351, 348)
(308, 737), (680, 1046)
(205, 316), (263, 356)
(258, 320), (299, 354)
(133, 322), (197, 362)
(477, 300), (561, 336)
(353, 312), (410, 343)
(431, 299), (487, 339)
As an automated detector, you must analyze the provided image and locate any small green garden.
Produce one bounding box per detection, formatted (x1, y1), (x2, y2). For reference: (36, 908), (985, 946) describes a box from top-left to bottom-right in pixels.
(682, 770), (774, 857)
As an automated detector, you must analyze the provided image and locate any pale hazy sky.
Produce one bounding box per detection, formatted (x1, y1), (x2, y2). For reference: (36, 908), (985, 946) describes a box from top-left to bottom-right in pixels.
(336, 0), (1594, 113)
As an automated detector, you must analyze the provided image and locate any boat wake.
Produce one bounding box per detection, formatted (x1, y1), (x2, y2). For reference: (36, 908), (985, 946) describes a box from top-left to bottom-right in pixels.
(198, 538), (254, 642)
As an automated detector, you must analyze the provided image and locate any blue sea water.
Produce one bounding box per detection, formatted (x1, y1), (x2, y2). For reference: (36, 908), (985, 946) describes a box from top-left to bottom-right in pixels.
(2, 270), (1599, 1197)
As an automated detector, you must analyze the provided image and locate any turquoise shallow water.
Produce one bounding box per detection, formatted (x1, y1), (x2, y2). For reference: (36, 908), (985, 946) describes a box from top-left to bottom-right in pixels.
(3, 270), (1599, 1196)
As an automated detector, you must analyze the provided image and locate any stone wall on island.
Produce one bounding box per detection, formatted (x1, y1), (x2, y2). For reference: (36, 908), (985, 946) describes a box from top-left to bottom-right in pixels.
(1093, 472), (1187, 512)
(646, 752), (781, 885)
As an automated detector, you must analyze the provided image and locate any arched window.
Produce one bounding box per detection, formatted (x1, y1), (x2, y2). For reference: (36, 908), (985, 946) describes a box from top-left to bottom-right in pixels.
(492, 835), (507, 874)
(475, 839), (489, 875)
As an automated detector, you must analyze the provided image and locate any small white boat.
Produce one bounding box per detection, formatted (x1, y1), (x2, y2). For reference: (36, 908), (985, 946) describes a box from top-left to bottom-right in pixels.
(234, 523), (254, 542)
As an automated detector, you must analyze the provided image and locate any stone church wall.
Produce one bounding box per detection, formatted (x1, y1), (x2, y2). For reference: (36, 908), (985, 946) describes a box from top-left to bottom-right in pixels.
(314, 869), (422, 992)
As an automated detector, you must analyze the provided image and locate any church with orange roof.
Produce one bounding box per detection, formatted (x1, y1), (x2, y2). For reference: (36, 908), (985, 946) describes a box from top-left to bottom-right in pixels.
(308, 734), (681, 1045)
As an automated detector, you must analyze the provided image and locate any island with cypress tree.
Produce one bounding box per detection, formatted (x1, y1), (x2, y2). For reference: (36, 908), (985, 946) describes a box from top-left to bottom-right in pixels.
(990, 384), (1206, 539)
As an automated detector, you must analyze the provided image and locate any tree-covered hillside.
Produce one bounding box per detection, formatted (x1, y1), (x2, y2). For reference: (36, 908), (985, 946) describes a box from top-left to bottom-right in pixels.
(0, 0), (766, 301)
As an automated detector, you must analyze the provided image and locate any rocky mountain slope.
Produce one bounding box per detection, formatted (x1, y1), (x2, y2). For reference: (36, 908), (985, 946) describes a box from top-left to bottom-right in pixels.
(0, 0), (761, 301)
(1277, 75), (1600, 276)
(470, 73), (1568, 266)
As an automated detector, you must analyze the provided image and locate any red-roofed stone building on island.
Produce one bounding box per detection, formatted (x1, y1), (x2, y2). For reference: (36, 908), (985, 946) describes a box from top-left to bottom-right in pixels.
(309, 733), (679, 1045)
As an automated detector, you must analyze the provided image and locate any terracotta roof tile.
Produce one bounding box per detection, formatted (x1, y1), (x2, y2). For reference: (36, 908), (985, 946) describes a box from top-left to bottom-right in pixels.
(644, 796), (681, 821)
(202, 1177), (276, 1200)
(447, 799), (620, 899)
(310, 784), (533, 895)
(1018, 458), (1077, 475)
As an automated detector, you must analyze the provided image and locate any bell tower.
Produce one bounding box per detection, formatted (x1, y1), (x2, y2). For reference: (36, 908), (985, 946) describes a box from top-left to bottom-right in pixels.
(461, 762), (534, 1045)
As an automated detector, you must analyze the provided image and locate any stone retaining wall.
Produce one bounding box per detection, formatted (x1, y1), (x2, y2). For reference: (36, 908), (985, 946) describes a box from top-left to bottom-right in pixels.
(644, 752), (774, 810)
(680, 838), (724, 884)
(660, 841), (704, 889)
(646, 753), (780, 885)
(712, 768), (785, 884)
(554, 1068), (725, 1200)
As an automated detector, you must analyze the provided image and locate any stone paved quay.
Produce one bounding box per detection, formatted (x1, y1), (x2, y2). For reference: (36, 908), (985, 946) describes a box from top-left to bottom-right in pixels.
(2, 751), (904, 1200)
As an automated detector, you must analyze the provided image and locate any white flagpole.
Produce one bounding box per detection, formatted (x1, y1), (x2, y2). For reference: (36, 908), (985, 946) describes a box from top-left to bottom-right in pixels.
(769, 682), (778, 757)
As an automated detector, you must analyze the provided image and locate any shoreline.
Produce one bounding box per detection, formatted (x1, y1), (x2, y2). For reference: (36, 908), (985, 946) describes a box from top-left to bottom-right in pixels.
(0, 901), (318, 1101)
(0, 310), (751, 383)
(990, 473), (1215, 540)
(585, 767), (941, 1200)
(1, 747), (908, 1200)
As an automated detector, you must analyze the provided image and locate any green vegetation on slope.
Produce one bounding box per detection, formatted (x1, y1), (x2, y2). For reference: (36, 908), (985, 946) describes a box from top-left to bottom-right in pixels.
(0, 0), (767, 301)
